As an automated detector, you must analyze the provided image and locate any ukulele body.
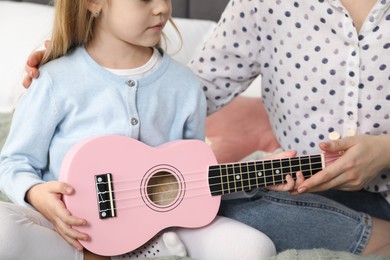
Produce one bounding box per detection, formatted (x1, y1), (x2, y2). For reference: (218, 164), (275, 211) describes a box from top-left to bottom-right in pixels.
(60, 136), (220, 256)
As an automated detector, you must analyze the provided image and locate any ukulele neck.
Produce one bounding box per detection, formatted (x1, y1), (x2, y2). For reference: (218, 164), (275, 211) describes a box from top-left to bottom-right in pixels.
(208, 154), (325, 196)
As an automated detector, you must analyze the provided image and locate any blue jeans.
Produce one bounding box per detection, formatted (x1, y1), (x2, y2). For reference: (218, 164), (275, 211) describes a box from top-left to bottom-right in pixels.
(317, 190), (390, 221)
(218, 189), (377, 254)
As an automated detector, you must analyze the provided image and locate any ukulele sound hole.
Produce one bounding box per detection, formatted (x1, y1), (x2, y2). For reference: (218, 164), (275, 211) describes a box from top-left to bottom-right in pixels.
(147, 172), (179, 206)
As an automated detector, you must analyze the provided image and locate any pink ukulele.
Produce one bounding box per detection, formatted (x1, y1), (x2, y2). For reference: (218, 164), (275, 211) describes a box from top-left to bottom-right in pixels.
(59, 135), (339, 256)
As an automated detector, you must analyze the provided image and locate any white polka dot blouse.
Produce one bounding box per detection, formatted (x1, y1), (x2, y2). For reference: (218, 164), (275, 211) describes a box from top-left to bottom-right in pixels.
(190, 0), (390, 203)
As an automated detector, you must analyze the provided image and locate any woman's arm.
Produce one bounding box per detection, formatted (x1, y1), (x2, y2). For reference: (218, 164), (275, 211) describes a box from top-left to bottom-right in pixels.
(206, 96), (280, 163)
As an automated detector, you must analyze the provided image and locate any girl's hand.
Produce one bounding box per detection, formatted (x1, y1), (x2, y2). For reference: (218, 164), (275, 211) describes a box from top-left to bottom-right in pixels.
(26, 181), (89, 251)
(297, 135), (390, 193)
(266, 171), (306, 195)
(264, 150), (305, 195)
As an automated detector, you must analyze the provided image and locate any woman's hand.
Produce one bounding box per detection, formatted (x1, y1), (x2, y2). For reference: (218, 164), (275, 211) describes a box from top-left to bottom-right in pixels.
(298, 134), (390, 193)
(26, 181), (89, 251)
(23, 41), (48, 88)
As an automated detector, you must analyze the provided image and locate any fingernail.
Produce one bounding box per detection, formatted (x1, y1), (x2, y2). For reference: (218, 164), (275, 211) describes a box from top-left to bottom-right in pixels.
(65, 186), (73, 194)
(320, 142), (329, 148)
(298, 187), (306, 193)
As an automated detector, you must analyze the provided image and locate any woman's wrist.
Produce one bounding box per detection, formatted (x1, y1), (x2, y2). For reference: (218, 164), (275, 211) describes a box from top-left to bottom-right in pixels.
(376, 134), (390, 169)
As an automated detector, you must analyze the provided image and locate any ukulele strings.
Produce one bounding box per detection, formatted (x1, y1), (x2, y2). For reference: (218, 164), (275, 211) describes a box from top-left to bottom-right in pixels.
(108, 158), (332, 212)
(111, 155), (339, 192)
(97, 155), (340, 212)
(102, 155), (339, 197)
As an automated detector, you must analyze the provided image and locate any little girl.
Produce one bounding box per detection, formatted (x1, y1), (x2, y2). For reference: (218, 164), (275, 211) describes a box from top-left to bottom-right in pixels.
(0, 0), (275, 259)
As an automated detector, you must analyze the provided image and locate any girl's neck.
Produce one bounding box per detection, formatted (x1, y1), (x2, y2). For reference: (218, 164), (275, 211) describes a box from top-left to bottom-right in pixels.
(104, 48), (162, 79)
(85, 40), (154, 70)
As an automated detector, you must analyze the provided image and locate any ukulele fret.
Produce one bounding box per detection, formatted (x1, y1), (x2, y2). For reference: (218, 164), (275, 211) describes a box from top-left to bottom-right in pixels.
(208, 165), (223, 195)
(225, 165), (233, 193)
(95, 173), (116, 219)
(280, 158), (291, 184)
(307, 155), (323, 177)
(247, 162), (257, 190)
(220, 164), (229, 195)
(272, 159), (282, 185)
(300, 156), (311, 178)
(254, 160), (266, 187)
(231, 163), (241, 192)
(263, 160), (274, 187)
(240, 163), (249, 191)
(290, 157), (301, 180)
(230, 163), (238, 193)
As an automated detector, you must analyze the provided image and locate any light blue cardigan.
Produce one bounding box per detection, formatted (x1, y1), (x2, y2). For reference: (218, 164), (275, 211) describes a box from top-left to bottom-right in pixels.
(0, 46), (206, 207)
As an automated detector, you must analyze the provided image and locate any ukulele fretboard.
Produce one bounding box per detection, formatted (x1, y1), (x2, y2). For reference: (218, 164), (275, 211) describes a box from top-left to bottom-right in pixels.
(208, 155), (323, 196)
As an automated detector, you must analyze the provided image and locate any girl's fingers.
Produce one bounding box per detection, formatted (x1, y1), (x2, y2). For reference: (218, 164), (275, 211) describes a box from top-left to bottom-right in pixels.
(54, 217), (89, 244)
(266, 174), (295, 192)
(56, 226), (85, 251)
(46, 181), (74, 195)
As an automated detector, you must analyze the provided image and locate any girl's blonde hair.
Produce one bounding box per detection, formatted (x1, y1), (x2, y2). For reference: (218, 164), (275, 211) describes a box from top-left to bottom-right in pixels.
(41, 0), (93, 65)
(41, 0), (182, 65)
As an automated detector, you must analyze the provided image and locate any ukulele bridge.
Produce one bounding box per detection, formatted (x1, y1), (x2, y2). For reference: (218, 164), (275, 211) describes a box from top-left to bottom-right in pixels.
(95, 173), (116, 219)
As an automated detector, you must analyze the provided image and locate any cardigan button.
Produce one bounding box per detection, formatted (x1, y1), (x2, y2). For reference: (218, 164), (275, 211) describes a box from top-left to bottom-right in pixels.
(127, 80), (136, 87)
(131, 118), (139, 125)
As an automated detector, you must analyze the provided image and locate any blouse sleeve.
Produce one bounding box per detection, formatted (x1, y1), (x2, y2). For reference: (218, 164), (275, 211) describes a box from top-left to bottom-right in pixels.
(189, 0), (263, 114)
